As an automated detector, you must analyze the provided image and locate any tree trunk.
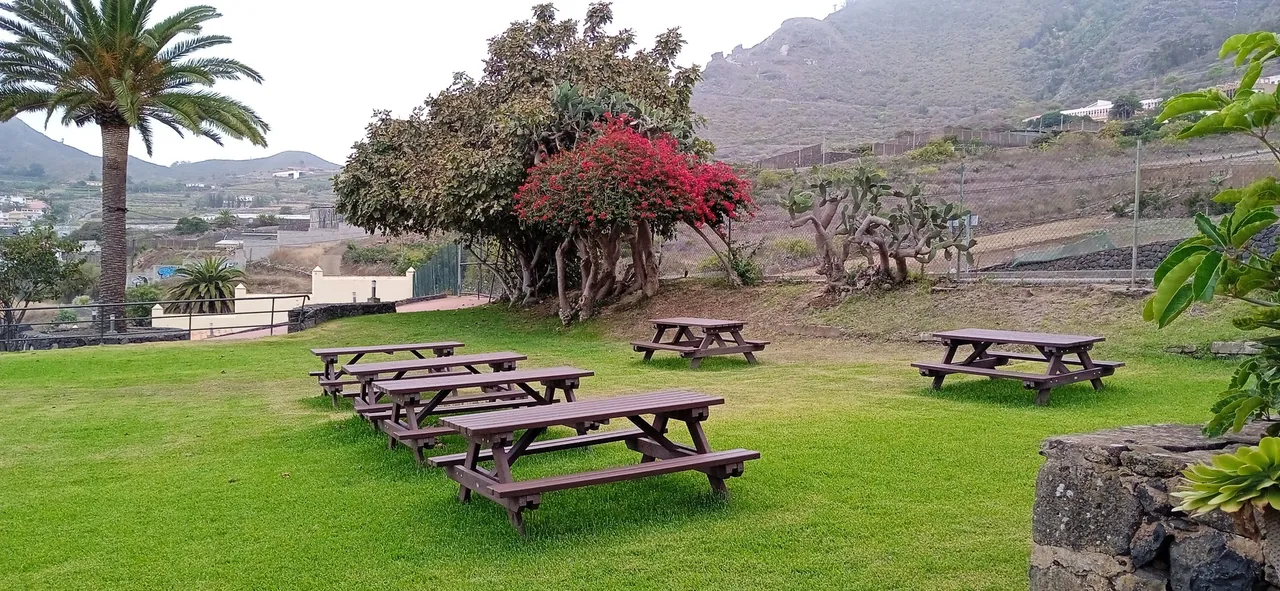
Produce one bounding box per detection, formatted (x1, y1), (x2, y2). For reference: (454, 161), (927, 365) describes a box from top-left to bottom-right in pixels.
(688, 223), (742, 287)
(100, 123), (131, 333)
(633, 220), (661, 298)
(554, 237), (572, 325)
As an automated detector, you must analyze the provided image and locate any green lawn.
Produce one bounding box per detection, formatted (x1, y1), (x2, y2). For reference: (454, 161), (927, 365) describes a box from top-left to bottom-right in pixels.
(0, 300), (1240, 590)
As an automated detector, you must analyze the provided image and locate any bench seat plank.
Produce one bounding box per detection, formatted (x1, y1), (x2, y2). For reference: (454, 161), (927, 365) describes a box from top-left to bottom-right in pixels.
(488, 449), (760, 498)
(381, 423), (455, 441)
(987, 351), (1124, 368)
(373, 366), (593, 397)
(428, 428), (646, 467)
(630, 341), (699, 353)
(912, 361), (1055, 382)
(441, 390), (723, 438)
(343, 352), (526, 378)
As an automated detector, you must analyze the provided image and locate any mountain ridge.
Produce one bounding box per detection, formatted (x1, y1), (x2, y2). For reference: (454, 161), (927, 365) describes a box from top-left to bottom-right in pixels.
(0, 118), (338, 182)
(693, 0), (1280, 161)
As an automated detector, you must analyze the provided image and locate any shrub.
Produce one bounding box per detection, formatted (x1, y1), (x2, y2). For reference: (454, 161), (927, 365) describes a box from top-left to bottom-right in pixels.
(173, 216), (211, 235)
(771, 237), (818, 259)
(126, 284), (163, 322)
(52, 308), (77, 326)
(756, 169), (783, 190)
(905, 139), (956, 163)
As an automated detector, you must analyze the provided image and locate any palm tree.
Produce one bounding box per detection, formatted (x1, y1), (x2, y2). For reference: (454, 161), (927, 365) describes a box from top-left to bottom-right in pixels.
(166, 256), (243, 314)
(0, 0), (269, 330)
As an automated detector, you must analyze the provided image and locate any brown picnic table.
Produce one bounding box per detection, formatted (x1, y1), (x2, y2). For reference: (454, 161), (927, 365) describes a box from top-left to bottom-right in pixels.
(430, 390), (760, 535)
(632, 317), (769, 368)
(370, 366), (595, 464)
(911, 328), (1124, 406)
(308, 341), (463, 405)
(340, 352), (528, 417)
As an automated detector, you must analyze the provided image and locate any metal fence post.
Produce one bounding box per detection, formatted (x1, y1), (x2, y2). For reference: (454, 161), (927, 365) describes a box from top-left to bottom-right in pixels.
(1131, 139), (1142, 290)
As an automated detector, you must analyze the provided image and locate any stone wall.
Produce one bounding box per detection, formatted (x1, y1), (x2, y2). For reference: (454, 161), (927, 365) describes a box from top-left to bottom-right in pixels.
(1031, 423), (1279, 590)
(288, 301), (397, 332)
(987, 227), (1280, 274)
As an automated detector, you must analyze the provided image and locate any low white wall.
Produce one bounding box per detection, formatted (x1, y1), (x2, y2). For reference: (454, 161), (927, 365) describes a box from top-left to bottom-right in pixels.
(151, 284), (306, 336)
(310, 267), (414, 304)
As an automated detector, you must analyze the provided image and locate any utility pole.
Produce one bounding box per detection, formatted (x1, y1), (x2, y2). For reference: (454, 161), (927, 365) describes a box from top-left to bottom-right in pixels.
(1130, 140), (1142, 290)
(958, 162), (968, 275)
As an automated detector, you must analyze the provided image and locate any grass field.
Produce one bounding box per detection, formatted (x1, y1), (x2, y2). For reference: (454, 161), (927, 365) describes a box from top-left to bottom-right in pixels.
(0, 284), (1250, 590)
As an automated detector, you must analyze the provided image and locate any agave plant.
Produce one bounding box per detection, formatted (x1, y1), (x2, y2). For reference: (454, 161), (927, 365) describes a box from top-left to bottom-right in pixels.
(166, 257), (244, 314)
(1176, 438), (1280, 514)
(1176, 438), (1280, 567)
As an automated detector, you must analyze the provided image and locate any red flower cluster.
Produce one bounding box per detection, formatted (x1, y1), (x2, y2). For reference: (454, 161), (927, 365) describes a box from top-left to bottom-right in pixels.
(515, 117), (753, 235)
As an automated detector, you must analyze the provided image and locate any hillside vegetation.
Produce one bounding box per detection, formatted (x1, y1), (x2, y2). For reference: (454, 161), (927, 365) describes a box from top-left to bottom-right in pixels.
(694, 0), (1280, 160)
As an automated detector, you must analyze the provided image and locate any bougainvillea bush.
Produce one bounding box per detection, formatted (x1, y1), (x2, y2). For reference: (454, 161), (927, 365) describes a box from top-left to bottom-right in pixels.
(516, 117), (753, 321)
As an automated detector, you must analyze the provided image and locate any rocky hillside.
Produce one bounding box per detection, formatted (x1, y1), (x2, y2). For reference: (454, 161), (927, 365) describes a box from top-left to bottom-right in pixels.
(694, 0), (1280, 161)
(0, 118), (338, 182)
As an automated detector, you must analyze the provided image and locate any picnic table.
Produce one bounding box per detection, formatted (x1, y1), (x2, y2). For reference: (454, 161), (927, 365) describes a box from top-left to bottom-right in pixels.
(309, 342), (463, 406)
(631, 317), (769, 368)
(342, 352), (528, 417)
(370, 366), (595, 464)
(911, 328), (1124, 406)
(430, 390), (760, 535)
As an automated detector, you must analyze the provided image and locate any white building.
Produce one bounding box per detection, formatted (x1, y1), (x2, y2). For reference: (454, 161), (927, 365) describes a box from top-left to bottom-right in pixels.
(272, 170), (304, 180)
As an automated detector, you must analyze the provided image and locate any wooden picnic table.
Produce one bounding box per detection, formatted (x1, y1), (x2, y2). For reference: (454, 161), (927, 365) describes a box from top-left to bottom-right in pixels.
(341, 351), (528, 414)
(911, 328), (1124, 406)
(370, 366), (595, 464)
(632, 317), (769, 368)
(308, 341), (463, 405)
(431, 390), (760, 535)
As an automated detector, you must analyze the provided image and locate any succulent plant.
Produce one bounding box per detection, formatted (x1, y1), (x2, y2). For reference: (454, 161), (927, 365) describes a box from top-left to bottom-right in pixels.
(1174, 437), (1280, 514)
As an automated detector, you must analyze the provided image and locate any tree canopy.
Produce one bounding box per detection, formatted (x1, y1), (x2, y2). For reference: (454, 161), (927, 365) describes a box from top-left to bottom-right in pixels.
(0, 226), (84, 324)
(334, 2), (706, 304)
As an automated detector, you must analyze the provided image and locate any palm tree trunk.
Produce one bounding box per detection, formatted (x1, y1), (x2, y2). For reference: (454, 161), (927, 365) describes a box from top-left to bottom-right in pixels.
(100, 123), (130, 332)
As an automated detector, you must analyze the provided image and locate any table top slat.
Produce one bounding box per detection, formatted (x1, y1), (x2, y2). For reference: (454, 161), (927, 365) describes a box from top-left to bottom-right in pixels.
(371, 366), (593, 396)
(343, 352), (526, 376)
(931, 329), (1103, 348)
(649, 317), (746, 329)
(310, 341), (464, 356)
(440, 390), (724, 437)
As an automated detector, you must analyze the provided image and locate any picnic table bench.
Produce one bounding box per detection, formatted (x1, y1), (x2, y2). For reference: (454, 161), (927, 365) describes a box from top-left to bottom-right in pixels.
(341, 352), (528, 418)
(911, 328), (1124, 406)
(308, 341), (463, 405)
(432, 390), (760, 535)
(370, 366), (595, 464)
(632, 317), (768, 369)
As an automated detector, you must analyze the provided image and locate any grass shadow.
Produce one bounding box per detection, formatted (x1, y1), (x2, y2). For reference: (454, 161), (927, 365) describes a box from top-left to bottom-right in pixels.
(918, 376), (1114, 409)
(630, 355), (761, 373)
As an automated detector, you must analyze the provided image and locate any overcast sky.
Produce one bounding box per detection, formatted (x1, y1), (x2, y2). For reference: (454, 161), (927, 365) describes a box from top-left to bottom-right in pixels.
(10, 0), (836, 167)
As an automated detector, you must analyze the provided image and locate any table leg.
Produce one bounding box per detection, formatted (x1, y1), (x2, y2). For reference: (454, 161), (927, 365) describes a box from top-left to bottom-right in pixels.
(687, 420), (728, 498)
(639, 415), (669, 463)
(728, 328), (758, 364)
(410, 349), (426, 360)
(932, 341), (961, 389)
(387, 399), (402, 450)
(644, 326), (668, 361)
(489, 441), (525, 536)
(1077, 348), (1106, 391)
(690, 331), (716, 369)
(458, 442), (482, 503)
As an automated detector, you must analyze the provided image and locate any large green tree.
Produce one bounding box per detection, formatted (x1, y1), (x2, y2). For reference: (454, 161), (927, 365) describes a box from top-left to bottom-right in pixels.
(0, 0), (269, 327)
(0, 226), (83, 347)
(334, 2), (703, 304)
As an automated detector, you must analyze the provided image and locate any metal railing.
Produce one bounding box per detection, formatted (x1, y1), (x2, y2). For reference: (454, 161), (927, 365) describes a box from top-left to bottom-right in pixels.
(1, 294), (310, 352)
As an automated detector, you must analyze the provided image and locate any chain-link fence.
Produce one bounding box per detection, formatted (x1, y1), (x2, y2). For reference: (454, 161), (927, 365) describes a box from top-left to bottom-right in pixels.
(661, 134), (1272, 283)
